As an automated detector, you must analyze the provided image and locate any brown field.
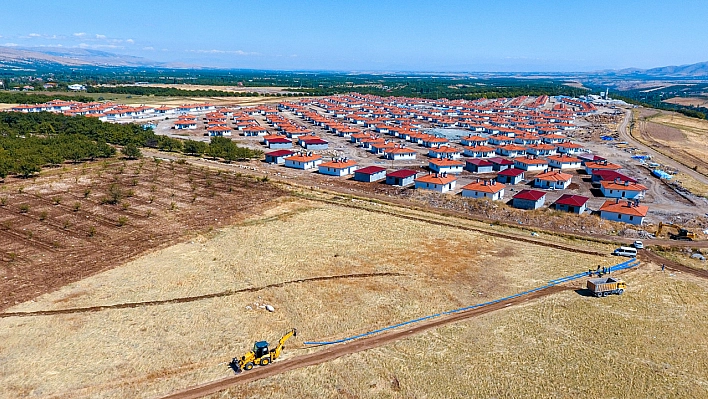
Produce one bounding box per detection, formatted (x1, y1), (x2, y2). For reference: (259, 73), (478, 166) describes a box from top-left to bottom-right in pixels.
(657, 250), (708, 272)
(664, 96), (708, 108)
(0, 159), (285, 311)
(635, 111), (708, 180)
(228, 265), (708, 398)
(102, 83), (295, 94)
(1, 198), (613, 398)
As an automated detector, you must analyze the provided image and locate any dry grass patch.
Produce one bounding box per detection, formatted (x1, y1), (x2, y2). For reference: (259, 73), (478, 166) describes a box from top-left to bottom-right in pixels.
(657, 249), (708, 271)
(230, 266), (708, 398)
(0, 199), (607, 398)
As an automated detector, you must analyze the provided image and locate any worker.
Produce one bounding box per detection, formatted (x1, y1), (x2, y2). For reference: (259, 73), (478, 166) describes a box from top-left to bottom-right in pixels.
(662, 264), (665, 272)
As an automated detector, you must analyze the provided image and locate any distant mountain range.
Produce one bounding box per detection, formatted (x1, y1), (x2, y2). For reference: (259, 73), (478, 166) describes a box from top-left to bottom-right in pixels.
(605, 61), (708, 78)
(0, 46), (188, 69)
(1, 45), (707, 78)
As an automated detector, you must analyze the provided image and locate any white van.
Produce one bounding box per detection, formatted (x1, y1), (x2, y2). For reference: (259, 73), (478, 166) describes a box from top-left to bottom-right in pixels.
(613, 246), (637, 258)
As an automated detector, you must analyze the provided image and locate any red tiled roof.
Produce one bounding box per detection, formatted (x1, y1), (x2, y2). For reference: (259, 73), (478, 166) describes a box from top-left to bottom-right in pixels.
(355, 166), (387, 175)
(387, 169), (418, 178)
(554, 194), (589, 207)
(302, 139), (328, 145)
(600, 181), (648, 191)
(535, 170), (572, 182)
(591, 170), (637, 183)
(599, 200), (649, 217)
(466, 159), (493, 166)
(429, 158), (464, 167)
(462, 181), (505, 193)
(266, 150), (294, 157)
(513, 189), (546, 201)
(416, 173), (457, 184)
(498, 168), (525, 177)
(319, 159), (357, 168)
(287, 154), (322, 162)
(268, 137), (292, 144)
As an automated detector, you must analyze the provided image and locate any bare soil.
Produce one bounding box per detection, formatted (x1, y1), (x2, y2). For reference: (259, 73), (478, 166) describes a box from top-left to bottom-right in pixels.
(663, 96), (708, 108)
(643, 121), (685, 142)
(0, 159), (286, 311)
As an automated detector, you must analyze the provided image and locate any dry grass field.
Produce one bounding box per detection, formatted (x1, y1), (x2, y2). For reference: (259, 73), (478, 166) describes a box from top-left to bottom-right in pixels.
(664, 96), (708, 108)
(0, 199), (610, 399)
(633, 110), (708, 197)
(638, 112), (708, 173)
(228, 266), (708, 399)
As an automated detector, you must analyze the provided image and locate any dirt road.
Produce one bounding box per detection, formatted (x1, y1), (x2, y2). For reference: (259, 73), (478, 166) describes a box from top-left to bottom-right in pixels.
(639, 250), (708, 279)
(158, 285), (571, 399)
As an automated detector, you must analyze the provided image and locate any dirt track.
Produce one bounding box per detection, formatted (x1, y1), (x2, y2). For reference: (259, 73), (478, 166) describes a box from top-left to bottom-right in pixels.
(0, 272), (403, 318)
(639, 250), (708, 279)
(158, 285), (572, 399)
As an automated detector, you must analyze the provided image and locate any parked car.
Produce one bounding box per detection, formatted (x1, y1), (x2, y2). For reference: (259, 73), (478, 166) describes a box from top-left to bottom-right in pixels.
(613, 246), (638, 258)
(633, 240), (644, 249)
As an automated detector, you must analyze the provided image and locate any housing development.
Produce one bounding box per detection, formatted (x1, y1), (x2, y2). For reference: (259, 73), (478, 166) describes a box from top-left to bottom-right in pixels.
(10, 92), (684, 228)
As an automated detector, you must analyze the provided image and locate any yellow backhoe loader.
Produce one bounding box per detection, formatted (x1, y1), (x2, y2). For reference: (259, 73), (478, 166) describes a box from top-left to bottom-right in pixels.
(229, 328), (297, 373)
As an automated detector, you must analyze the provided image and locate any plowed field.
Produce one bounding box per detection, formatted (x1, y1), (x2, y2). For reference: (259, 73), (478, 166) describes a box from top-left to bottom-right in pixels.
(0, 159), (286, 311)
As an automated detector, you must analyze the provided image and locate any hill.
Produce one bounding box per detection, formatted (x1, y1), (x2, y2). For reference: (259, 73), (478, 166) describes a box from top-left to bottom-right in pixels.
(0, 46), (178, 69)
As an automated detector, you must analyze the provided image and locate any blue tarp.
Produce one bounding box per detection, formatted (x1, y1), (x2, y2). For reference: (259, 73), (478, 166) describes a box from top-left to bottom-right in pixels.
(652, 169), (673, 180)
(600, 136), (614, 141)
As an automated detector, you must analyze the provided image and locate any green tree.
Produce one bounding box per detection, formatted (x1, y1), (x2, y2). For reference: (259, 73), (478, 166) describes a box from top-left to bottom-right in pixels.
(183, 140), (208, 156)
(122, 143), (142, 159)
(0, 148), (11, 180)
(15, 158), (41, 178)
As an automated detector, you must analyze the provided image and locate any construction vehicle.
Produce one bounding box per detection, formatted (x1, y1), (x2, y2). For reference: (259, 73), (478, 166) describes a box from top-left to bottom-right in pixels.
(228, 328), (297, 373)
(656, 222), (697, 241)
(587, 277), (626, 297)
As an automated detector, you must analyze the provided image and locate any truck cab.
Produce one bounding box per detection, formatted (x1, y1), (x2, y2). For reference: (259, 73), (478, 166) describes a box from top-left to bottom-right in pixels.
(253, 341), (269, 359)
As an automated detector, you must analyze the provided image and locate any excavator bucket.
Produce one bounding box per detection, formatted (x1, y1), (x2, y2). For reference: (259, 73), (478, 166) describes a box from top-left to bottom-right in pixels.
(228, 358), (242, 373)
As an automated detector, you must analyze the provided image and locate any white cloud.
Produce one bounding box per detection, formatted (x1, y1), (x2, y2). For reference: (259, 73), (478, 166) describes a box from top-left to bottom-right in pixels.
(3, 43), (19, 47)
(126, 39), (134, 44)
(79, 43), (122, 49)
(143, 46), (155, 51)
(28, 33), (41, 38)
(73, 32), (86, 37)
(186, 49), (257, 56)
(95, 34), (107, 39)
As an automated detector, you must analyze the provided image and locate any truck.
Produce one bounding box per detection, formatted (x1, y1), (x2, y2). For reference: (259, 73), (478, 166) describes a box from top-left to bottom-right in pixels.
(587, 277), (626, 297)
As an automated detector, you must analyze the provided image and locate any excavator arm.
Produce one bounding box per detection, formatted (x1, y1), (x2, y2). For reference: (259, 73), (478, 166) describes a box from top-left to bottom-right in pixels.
(270, 328), (297, 360)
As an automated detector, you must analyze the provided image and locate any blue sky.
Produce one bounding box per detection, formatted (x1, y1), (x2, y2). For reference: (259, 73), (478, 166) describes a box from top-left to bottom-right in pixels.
(2, 0), (707, 72)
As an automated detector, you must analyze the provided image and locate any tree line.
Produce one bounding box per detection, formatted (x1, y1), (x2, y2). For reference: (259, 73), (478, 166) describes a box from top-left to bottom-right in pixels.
(86, 86), (300, 97)
(0, 112), (263, 180)
(0, 92), (94, 104)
